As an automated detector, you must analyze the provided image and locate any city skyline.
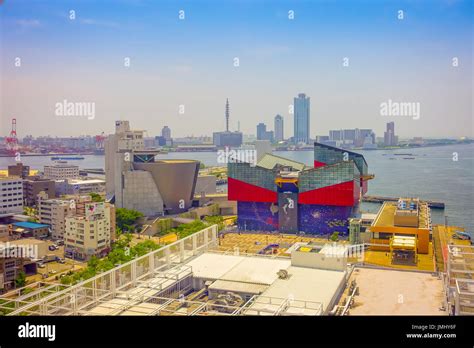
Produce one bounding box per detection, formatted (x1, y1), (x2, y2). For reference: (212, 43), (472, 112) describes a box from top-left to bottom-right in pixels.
(1, 0), (472, 138)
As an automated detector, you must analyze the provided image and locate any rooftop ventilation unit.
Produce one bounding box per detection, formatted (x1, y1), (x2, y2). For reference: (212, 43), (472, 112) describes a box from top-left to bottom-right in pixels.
(277, 269), (289, 279)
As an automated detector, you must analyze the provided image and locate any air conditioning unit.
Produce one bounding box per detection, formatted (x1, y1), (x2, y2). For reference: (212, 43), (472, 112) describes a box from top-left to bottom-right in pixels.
(277, 269), (289, 279)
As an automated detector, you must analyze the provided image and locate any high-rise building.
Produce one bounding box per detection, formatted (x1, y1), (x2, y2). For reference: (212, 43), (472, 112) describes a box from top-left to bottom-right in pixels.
(384, 122), (398, 146)
(213, 99), (243, 148)
(256, 123), (274, 142)
(256, 123), (266, 140)
(105, 120), (199, 216)
(274, 115), (284, 142)
(293, 93), (310, 144)
(0, 177), (23, 216)
(162, 126), (171, 141)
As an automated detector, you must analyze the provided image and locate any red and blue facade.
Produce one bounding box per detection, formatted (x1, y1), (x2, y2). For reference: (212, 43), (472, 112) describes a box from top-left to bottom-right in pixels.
(227, 142), (369, 235)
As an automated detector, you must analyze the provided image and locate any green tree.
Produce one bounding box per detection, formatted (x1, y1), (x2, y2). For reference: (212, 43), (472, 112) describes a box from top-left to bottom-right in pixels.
(15, 271), (26, 288)
(330, 232), (339, 242)
(116, 208), (144, 232)
(89, 193), (104, 202)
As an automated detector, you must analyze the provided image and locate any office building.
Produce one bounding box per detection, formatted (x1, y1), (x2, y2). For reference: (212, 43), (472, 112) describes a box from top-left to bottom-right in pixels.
(213, 132), (243, 147)
(384, 122), (398, 146)
(293, 93), (310, 144)
(329, 129), (375, 147)
(162, 126), (171, 141)
(0, 177), (23, 216)
(7, 163), (30, 179)
(64, 201), (115, 260)
(256, 123), (274, 142)
(274, 115), (284, 142)
(43, 163), (79, 180)
(155, 136), (166, 147)
(105, 120), (200, 216)
(22, 176), (56, 206)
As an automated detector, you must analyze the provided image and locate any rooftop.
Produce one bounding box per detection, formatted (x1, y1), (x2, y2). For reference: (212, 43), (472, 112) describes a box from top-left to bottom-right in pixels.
(256, 153), (307, 171)
(342, 268), (445, 315)
(0, 175), (21, 181)
(13, 221), (49, 229)
(372, 201), (430, 229)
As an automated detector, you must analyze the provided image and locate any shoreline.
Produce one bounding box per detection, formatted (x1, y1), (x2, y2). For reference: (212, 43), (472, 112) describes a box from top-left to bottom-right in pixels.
(0, 141), (471, 158)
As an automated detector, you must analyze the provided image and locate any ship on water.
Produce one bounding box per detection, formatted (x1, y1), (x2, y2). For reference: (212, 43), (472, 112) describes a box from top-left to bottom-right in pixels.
(51, 155), (85, 161)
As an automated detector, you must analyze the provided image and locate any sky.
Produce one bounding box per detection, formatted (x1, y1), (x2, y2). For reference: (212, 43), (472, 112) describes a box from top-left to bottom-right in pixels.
(1, 0), (472, 139)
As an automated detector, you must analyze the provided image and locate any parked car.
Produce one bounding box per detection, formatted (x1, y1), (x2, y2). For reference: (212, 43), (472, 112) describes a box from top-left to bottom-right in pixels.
(42, 255), (59, 263)
(37, 263), (45, 268)
(58, 259), (66, 264)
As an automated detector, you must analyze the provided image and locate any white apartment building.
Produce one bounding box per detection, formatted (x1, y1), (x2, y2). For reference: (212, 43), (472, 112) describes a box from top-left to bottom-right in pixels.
(64, 202), (115, 260)
(37, 197), (71, 240)
(0, 177), (23, 216)
(37, 193), (93, 240)
(43, 163), (79, 180)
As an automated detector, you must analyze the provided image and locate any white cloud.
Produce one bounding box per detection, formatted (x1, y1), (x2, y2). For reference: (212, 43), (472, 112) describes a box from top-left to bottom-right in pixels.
(16, 19), (41, 28)
(80, 18), (119, 28)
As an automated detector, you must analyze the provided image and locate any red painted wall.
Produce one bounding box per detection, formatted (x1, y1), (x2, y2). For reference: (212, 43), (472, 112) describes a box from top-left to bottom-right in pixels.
(299, 180), (356, 206)
(228, 177), (277, 203)
(314, 160), (326, 168)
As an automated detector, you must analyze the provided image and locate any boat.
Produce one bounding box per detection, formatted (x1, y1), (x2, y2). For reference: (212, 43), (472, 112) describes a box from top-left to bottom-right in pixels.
(51, 156), (85, 160)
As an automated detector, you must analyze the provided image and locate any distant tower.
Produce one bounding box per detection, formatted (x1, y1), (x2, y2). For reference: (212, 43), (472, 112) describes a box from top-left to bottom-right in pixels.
(237, 120), (240, 132)
(293, 93), (310, 144)
(225, 98), (230, 132)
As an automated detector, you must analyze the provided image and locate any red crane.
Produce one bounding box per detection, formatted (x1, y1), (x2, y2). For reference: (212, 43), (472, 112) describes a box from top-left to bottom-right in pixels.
(95, 132), (106, 149)
(5, 118), (18, 152)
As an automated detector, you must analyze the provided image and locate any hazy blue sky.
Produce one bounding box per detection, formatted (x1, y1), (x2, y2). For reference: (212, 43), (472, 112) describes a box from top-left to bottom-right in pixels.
(1, 0), (472, 139)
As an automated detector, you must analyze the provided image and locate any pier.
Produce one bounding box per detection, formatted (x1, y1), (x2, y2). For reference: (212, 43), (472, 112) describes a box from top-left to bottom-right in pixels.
(362, 195), (445, 209)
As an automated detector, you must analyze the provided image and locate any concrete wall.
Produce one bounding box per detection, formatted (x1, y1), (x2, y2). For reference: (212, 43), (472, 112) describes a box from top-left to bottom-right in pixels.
(291, 250), (347, 271)
(122, 171), (164, 216)
(195, 175), (217, 195)
(133, 161), (199, 215)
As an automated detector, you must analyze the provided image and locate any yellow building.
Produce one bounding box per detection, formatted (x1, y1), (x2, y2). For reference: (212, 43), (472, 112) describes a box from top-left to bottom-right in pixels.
(368, 198), (431, 254)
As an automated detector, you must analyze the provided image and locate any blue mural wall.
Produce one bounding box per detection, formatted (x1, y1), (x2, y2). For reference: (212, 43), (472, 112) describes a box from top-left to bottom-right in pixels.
(237, 201), (279, 231)
(298, 204), (353, 235)
(238, 202), (354, 235)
